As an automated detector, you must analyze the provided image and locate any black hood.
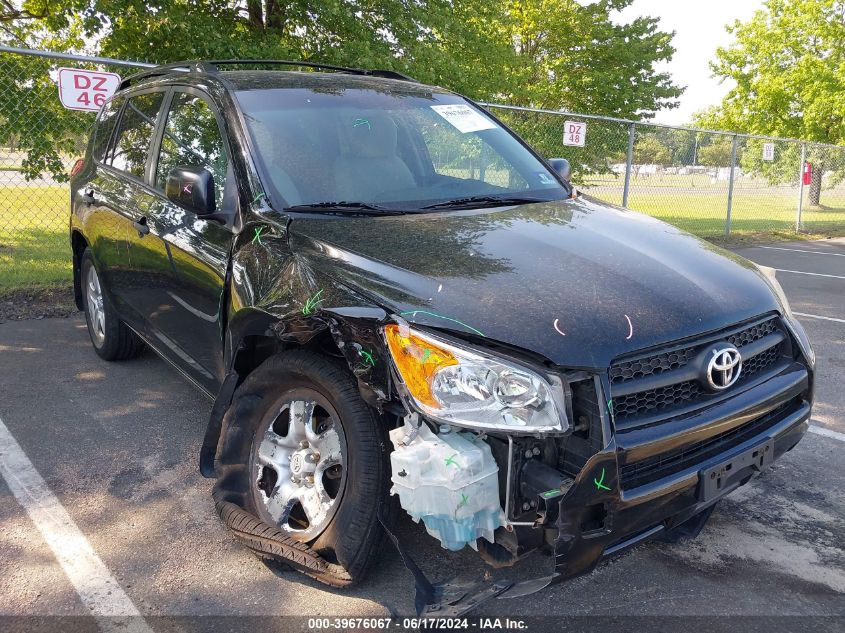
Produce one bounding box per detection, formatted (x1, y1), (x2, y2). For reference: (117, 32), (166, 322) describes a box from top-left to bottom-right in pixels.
(289, 196), (781, 369)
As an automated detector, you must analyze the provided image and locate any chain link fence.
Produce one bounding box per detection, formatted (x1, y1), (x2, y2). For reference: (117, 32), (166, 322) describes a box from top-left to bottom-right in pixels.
(486, 104), (845, 240)
(0, 47), (151, 290)
(1, 45), (844, 292)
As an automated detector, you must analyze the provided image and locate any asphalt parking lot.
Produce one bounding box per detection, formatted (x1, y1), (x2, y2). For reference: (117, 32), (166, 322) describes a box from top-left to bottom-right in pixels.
(1, 239), (843, 630)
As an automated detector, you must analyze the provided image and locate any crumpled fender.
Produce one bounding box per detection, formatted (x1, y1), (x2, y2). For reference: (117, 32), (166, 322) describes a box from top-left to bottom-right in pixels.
(202, 218), (400, 586)
(201, 222), (396, 477)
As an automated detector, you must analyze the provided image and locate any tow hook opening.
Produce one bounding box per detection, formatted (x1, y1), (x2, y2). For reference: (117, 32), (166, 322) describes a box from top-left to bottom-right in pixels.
(581, 502), (610, 535)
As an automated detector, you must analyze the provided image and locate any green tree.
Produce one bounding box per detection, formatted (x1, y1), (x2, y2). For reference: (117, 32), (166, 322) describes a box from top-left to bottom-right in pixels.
(491, 0), (682, 180)
(651, 126), (698, 166)
(696, 138), (734, 167)
(1, 0), (681, 182)
(634, 134), (671, 165)
(4, 0), (517, 100)
(698, 0), (845, 206)
(502, 0), (682, 118)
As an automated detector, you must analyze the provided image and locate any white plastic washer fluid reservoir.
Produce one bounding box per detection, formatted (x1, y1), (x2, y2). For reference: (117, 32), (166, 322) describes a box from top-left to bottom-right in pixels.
(389, 421), (505, 551)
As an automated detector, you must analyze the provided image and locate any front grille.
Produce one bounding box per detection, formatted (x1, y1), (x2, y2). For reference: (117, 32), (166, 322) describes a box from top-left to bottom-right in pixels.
(610, 347), (696, 384)
(609, 318), (777, 387)
(742, 344), (781, 376)
(726, 318), (778, 347)
(613, 380), (703, 420)
(619, 398), (799, 490)
(610, 316), (786, 424)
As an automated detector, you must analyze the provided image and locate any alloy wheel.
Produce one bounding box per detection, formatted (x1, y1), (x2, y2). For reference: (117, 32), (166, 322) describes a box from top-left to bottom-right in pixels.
(252, 393), (347, 540)
(86, 263), (106, 347)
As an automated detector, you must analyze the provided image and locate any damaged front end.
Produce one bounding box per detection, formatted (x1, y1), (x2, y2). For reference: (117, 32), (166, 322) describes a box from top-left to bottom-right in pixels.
(378, 316), (813, 616)
(377, 319), (606, 612)
(208, 227), (812, 613)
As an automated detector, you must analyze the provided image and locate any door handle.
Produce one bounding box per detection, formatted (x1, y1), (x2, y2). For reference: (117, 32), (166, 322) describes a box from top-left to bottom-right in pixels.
(81, 190), (96, 205)
(133, 217), (150, 237)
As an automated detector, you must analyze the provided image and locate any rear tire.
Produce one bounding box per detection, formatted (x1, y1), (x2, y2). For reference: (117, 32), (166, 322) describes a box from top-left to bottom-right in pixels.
(213, 350), (392, 586)
(80, 249), (143, 361)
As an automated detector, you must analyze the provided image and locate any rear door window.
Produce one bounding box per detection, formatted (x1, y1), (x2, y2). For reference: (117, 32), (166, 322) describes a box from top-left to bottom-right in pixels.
(109, 92), (165, 178)
(92, 96), (124, 163)
(154, 91), (228, 204)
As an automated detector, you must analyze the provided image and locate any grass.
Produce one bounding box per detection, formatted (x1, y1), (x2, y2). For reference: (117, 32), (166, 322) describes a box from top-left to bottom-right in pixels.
(583, 173), (845, 239)
(0, 185), (71, 291)
(1, 176), (843, 291)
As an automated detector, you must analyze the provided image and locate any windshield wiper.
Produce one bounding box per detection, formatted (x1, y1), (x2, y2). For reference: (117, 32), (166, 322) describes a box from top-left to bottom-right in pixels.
(284, 201), (406, 215)
(421, 195), (549, 210)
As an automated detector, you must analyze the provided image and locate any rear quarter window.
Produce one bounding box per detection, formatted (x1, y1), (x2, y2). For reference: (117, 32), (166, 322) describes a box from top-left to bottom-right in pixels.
(91, 96), (123, 163)
(109, 91), (165, 178)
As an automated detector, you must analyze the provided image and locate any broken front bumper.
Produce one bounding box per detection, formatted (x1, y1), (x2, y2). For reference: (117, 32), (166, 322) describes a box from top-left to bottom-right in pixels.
(543, 399), (809, 583)
(397, 384), (810, 615)
(387, 353), (812, 615)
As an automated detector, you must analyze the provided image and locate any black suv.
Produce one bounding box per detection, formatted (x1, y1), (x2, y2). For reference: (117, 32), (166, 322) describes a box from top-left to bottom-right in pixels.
(70, 60), (815, 608)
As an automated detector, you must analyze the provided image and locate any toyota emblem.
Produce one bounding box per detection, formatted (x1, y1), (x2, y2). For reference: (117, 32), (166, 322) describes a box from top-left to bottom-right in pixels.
(706, 346), (742, 390)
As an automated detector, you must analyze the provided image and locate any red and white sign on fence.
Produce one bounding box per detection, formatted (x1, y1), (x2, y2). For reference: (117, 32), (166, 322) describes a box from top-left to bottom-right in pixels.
(57, 67), (121, 112)
(762, 142), (775, 161)
(563, 120), (586, 147)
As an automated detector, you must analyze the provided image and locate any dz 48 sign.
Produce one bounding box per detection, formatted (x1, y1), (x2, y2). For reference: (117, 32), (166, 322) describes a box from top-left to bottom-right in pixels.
(563, 121), (586, 147)
(57, 68), (121, 112)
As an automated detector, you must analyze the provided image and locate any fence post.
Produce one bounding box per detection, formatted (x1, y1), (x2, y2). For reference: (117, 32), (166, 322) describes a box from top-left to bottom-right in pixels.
(725, 134), (738, 236)
(796, 142), (806, 231)
(622, 122), (635, 208)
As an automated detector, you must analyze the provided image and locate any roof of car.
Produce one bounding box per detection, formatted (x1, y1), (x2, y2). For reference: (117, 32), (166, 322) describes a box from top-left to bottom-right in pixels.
(220, 70), (444, 96)
(121, 61), (448, 98)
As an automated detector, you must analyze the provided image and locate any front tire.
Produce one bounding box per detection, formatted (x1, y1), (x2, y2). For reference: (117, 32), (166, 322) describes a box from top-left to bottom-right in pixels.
(80, 249), (143, 361)
(213, 350), (391, 586)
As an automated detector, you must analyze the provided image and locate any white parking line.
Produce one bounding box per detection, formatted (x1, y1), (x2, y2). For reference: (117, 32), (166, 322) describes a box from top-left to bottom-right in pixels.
(0, 415), (152, 633)
(774, 268), (845, 280)
(810, 424), (845, 443)
(757, 245), (845, 257)
(793, 312), (845, 324)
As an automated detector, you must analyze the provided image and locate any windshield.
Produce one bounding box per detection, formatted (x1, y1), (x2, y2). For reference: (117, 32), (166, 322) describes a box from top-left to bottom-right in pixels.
(235, 87), (567, 211)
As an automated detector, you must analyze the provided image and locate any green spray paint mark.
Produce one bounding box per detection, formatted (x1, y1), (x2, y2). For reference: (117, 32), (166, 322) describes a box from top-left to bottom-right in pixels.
(541, 488), (561, 499)
(358, 349), (375, 367)
(444, 454), (461, 469)
(252, 191), (267, 205)
(352, 118), (372, 129)
(607, 399), (614, 417)
(399, 310), (485, 337)
(456, 493), (470, 512)
(593, 467), (611, 492)
(252, 226), (266, 246)
(302, 289), (324, 315)
(421, 348), (433, 363)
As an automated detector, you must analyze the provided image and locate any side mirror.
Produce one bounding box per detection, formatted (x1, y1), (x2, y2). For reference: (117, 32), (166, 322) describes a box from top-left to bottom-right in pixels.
(165, 166), (215, 216)
(548, 158), (571, 183)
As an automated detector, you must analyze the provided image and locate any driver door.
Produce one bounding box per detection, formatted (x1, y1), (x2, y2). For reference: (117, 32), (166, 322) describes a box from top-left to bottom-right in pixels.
(142, 89), (236, 392)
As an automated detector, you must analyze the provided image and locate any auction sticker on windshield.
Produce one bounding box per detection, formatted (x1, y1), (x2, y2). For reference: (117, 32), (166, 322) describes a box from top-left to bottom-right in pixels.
(431, 104), (497, 133)
(57, 68), (121, 112)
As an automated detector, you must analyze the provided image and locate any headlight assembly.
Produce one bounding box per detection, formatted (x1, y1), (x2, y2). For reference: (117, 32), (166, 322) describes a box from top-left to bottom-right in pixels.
(756, 264), (793, 315)
(384, 323), (568, 434)
(755, 264), (815, 368)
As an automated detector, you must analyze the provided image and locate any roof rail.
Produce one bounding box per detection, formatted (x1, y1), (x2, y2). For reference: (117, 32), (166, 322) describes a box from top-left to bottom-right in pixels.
(118, 61), (217, 89)
(120, 59), (417, 89)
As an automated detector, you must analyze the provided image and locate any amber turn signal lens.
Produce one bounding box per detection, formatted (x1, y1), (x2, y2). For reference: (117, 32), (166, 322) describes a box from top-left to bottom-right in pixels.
(384, 324), (458, 409)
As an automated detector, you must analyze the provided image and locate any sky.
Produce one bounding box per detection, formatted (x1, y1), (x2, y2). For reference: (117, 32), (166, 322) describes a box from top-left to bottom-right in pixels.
(614, 0), (765, 125)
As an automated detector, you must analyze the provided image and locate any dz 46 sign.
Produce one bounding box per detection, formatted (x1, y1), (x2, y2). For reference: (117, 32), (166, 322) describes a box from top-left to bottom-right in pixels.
(57, 68), (121, 112)
(563, 121), (587, 147)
